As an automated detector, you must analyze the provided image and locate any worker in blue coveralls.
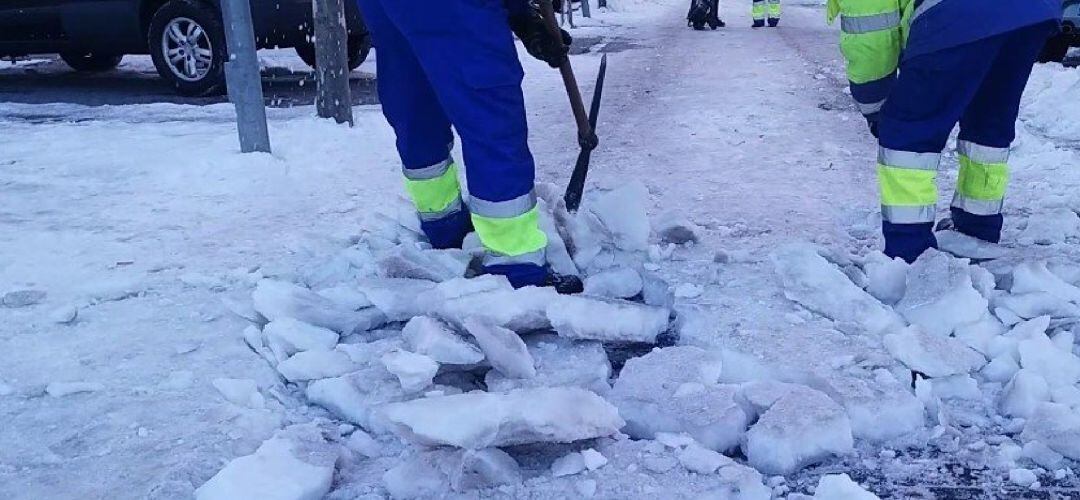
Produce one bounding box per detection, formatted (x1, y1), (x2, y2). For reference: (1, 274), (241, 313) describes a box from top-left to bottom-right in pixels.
(355, 0), (582, 292)
(830, 0), (1061, 263)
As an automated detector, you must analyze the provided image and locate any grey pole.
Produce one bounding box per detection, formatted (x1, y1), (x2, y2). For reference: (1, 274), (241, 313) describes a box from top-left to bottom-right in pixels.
(581, 0), (591, 18)
(221, 0), (271, 153)
(313, 0), (354, 125)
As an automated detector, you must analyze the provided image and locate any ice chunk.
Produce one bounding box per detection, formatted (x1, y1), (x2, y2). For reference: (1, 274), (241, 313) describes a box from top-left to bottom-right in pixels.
(743, 384), (854, 475)
(812, 373), (925, 442)
(812, 474), (880, 500)
(253, 279), (384, 333)
(1001, 370), (1051, 418)
(401, 316), (483, 365)
(264, 318), (339, 360)
(49, 304), (79, 324)
(772, 243), (903, 335)
(678, 442), (732, 474)
(582, 181), (651, 252)
(315, 285), (372, 311)
(862, 252), (908, 305)
(954, 314), (1006, 356)
(641, 272), (675, 308)
(581, 448), (608, 470)
(354, 278), (436, 322)
(1019, 209), (1080, 245)
(982, 355), (1021, 383)
(583, 267), (643, 299)
(195, 435), (334, 500)
(1012, 261), (1080, 303)
(884, 326), (986, 377)
(462, 318), (535, 379)
(931, 374), (981, 400)
(212, 378), (265, 409)
(486, 334), (611, 394)
(1018, 330), (1080, 387)
(895, 251), (987, 337)
(1009, 468), (1038, 487)
(996, 292), (1080, 320)
(547, 295), (670, 343)
(345, 429), (382, 458)
(551, 452), (588, 477)
(707, 461), (773, 500)
(610, 347), (746, 452)
(379, 387), (623, 449)
(45, 381), (104, 397)
(674, 283), (704, 299)
(535, 194), (580, 277)
(655, 210), (701, 245)
(382, 450), (455, 499)
(305, 368), (406, 432)
(277, 350), (356, 382)
(936, 230), (1008, 261)
(451, 448), (522, 491)
(1022, 440), (1064, 470)
(375, 245), (468, 282)
(427, 279), (558, 332)
(1021, 403), (1080, 460)
(381, 350), (439, 393)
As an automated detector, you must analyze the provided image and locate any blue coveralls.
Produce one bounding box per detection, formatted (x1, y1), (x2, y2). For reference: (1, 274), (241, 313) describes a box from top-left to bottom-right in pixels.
(357, 0), (549, 287)
(876, 0), (1061, 262)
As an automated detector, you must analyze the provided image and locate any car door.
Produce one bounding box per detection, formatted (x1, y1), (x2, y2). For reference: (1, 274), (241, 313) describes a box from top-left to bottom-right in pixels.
(0, 0), (65, 49)
(59, 0), (144, 53)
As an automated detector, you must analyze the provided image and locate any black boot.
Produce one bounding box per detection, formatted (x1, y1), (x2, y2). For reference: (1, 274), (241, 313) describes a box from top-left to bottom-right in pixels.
(543, 272), (584, 295)
(767, 18), (779, 27)
(752, 19), (765, 28)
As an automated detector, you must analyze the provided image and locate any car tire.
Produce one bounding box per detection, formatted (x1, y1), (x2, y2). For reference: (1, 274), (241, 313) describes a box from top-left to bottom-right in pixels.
(59, 52), (124, 72)
(148, 0), (228, 96)
(295, 34), (372, 72)
(1038, 34), (1070, 64)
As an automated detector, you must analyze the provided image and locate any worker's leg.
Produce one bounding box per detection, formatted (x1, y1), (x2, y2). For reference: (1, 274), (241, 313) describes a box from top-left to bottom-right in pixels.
(378, 0), (548, 287)
(766, 0), (780, 26)
(356, 0), (469, 250)
(952, 21), (1057, 243)
(877, 35), (1007, 262)
(751, 0), (766, 27)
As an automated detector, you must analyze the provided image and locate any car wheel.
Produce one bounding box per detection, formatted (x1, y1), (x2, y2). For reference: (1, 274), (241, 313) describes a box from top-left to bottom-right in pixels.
(295, 34), (372, 72)
(148, 0), (227, 96)
(59, 52), (124, 72)
(1038, 34), (1070, 64)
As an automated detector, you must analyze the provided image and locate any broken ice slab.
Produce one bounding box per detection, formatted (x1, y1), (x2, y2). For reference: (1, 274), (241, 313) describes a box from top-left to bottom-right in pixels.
(771, 243), (904, 336)
(546, 295), (671, 344)
(895, 250), (988, 337)
(883, 326), (986, 377)
(463, 318), (536, 379)
(485, 334), (611, 394)
(382, 447), (522, 497)
(581, 181), (651, 253)
(263, 318), (339, 361)
(995, 292), (1080, 320)
(1018, 209), (1080, 246)
(252, 279), (385, 334)
(583, 267), (644, 299)
(812, 473), (881, 500)
(609, 346), (746, 452)
(276, 350), (357, 382)
(195, 434), (335, 500)
(1020, 402), (1080, 461)
(935, 230), (1009, 262)
(354, 278), (437, 322)
(381, 350), (439, 393)
(426, 279), (559, 332)
(379, 387), (624, 449)
(305, 366), (409, 433)
(811, 372), (925, 442)
(741, 383), (854, 475)
(1011, 261), (1080, 303)
(401, 316), (484, 365)
(375, 245), (469, 282)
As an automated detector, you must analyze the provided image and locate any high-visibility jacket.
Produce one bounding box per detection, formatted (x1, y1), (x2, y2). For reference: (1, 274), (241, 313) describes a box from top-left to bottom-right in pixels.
(827, 0), (1060, 119)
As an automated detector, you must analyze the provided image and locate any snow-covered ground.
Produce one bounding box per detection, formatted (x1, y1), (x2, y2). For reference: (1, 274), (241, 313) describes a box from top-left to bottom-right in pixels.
(3, 1), (1080, 498)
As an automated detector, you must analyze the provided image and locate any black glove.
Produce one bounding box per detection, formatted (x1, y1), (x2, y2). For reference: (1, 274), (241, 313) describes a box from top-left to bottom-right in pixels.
(508, 9), (572, 69)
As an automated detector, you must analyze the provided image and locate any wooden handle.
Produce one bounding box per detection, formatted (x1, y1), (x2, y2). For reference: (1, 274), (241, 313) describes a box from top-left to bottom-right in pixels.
(537, 0), (593, 142)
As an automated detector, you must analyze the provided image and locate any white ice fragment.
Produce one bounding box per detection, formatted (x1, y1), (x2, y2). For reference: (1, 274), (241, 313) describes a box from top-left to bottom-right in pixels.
(1009, 468), (1038, 488)
(212, 378), (265, 409)
(1019, 209), (1080, 245)
(743, 384), (854, 475)
(375, 245), (468, 282)
(451, 448), (522, 491)
(253, 279), (384, 333)
(575, 479), (598, 498)
(1051, 384), (1080, 408)
(382, 450), (453, 499)
(981, 355), (1021, 383)
(655, 432), (697, 449)
(884, 326), (986, 377)
(428, 279), (557, 332)
(1022, 441), (1064, 470)
(812, 474), (880, 500)
(195, 435), (334, 500)
(354, 278), (436, 322)
(551, 452), (587, 477)
(1018, 330), (1080, 387)
(305, 368), (406, 431)
(486, 334), (611, 394)
(814, 374), (926, 442)
(896, 250), (987, 337)
(315, 285), (372, 311)
(379, 387), (623, 449)
(45, 381), (104, 397)
(678, 442), (731, 474)
(641, 272), (675, 308)
(581, 448), (608, 471)
(345, 429), (382, 458)
(955, 314), (1006, 356)
(381, 350), (439, 393)
(674, 283), (704, 299)
(583, 267), (643, 299)
(931, 374), (981, 400)
(49, 305), (79, 324)
(1012, 261), (1080, 303)
(862, 252), (908, 305)
(277, 350), (356, 382)
(401, 316), (483, 365)
(936, 230), (1009, 261)
(710, 462), (773, 500)
(463, 318), (535, 379)
(583, 181), (651, 252)
(547, 295), (670, 343)
(1021, 403), (1080, 460)
(996, 292), (1080, 320)
(772, 243), (903, 335)
(1001, 370), (1051, 418)
(610, 347), (746, 452)
(655, 210), (701, 245)
(264, 318), (339, 360)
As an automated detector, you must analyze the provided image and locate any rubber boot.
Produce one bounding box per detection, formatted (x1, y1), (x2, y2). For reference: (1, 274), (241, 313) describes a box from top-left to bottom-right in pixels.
(767, 18), (779, 27)
(752, 19), (765, 28)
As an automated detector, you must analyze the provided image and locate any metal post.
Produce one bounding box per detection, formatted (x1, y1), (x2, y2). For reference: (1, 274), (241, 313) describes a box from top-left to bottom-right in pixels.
(564, 0), (575, 28)
(221, 0), (271, 153)
(313, 0), (354, 125)
(581, 0), (591, 18)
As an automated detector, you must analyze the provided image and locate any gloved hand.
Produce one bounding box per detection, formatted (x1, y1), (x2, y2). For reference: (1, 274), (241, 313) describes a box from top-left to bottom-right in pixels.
(508, 9), (572, 69)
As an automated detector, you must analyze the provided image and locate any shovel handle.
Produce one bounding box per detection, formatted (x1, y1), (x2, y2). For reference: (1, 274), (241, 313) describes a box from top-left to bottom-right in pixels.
(537, 0), (595, 147)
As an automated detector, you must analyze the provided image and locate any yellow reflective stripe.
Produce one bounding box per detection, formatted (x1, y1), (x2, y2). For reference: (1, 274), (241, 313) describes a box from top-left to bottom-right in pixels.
(404, 162), (461, 215)
(768, 2), (781, 16)
(956, 155), (1008, 202)
(471, 207), (548, 260)
(877, 164), (937, 206)
(752, 2), (767, 18)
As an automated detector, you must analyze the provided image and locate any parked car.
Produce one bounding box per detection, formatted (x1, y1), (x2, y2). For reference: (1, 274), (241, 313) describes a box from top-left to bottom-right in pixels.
(0, 0), (371, 96)
(1039, 0), (1080, 63)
